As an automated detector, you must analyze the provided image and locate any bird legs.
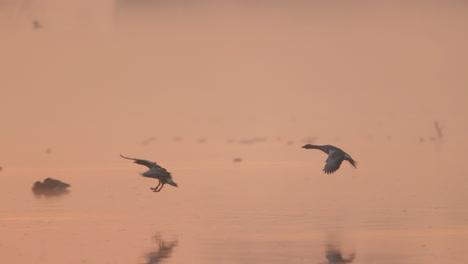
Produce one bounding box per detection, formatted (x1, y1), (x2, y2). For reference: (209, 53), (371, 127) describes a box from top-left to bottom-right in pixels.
(150, 181), (165, 192)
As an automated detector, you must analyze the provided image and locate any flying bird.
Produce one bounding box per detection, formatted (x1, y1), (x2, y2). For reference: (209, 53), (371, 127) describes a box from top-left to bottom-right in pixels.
(302, 144), (356, 174)
(120, 154), (178, 192)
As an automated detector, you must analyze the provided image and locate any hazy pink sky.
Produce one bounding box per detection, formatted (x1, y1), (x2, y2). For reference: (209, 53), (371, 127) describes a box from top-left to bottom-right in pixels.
(0, 1), (467, 170)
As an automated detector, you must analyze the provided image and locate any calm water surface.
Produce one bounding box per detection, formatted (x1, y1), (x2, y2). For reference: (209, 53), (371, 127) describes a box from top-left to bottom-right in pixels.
(1, 150), (467, 264)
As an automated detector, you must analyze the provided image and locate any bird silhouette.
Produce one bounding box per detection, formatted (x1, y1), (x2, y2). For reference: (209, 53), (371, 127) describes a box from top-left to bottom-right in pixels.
(32, 178), (70, 195)
(302, 144), (356, 174)
(120, 154), (178, 192)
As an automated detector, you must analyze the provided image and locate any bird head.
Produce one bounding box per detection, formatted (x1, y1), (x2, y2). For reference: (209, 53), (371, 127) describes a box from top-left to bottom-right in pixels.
(32, 181), (43, 190)
(301, 144), (316, 149)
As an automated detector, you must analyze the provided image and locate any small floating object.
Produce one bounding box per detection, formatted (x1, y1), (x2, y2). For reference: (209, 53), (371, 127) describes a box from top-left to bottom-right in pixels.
(233, 158), (243, 163)
(32, 178), (70, 196)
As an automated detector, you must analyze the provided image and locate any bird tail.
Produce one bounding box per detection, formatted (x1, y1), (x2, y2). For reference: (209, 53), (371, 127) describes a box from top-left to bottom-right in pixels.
(167, 178), (178, 187)
(349, 159), (357, 168)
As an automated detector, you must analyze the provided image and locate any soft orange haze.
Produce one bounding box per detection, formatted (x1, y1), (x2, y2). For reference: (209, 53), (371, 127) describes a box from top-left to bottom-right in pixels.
(0, 1), (468, 263)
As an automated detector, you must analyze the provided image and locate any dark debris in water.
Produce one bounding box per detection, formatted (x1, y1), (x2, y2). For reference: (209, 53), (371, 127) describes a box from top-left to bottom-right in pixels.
(32, 178), (70, 196)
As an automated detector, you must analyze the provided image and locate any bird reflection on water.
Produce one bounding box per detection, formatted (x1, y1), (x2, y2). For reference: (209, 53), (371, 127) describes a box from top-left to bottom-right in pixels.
(325, 242), (355, 264)
(142, 234), (178, 264)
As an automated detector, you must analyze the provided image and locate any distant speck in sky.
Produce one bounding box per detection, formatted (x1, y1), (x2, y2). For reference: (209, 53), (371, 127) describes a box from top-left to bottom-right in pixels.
(238, 137), (267, 144)
(32, 20), (42, 29)
(434, 120), (443, 141)
(302, 136), (317, 144)
(142, 137), (156, 145)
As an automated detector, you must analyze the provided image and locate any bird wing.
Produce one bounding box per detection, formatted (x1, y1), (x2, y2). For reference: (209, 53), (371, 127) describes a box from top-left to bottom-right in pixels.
(323, 150), (344, 174)
(120, 154), (160, 169)
(344, 153), (357, 168)
(141, 167), (172, 178)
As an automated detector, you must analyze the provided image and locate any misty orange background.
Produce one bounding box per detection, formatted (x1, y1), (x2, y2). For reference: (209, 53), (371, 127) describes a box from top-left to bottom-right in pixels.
(0, 1), (468, 263)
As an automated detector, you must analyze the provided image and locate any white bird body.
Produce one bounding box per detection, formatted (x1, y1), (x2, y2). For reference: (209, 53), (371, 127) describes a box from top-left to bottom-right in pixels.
(121, 154), (178, 192)
(302, 144), (356, 174)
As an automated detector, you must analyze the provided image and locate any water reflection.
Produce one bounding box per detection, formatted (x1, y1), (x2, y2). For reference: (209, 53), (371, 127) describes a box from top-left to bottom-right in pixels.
(325, 244), (355, 264)
(32, 178), (70, 197)
(325, 234), (355, 264)
(142, 234), (178, 264)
